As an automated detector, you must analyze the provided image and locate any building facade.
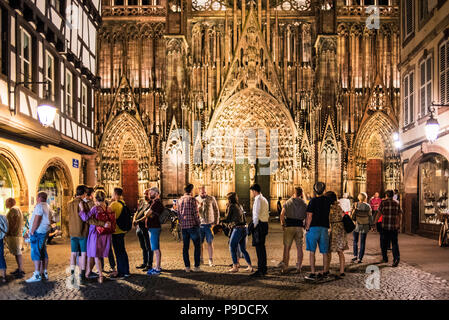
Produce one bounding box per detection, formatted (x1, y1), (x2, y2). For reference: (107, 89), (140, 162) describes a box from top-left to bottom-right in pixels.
(0, 0), (100, 235)
(97, 0), (401, 213)
(399, 0), (449, 238)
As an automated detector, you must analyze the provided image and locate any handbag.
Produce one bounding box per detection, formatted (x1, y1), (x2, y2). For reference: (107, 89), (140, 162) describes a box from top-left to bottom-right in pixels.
(342, 214), (356, 233)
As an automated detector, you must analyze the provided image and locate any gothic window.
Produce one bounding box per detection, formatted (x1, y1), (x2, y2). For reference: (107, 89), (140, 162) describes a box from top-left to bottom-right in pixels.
(192, 0), (226, 11)
(319, 126), (340, 193)
(276, 0), (311, 11)
(419, 56), (432, 118)
(403, 70), (414, 126)
(440, 40), (449, 105)
(127, 39), (139, 87)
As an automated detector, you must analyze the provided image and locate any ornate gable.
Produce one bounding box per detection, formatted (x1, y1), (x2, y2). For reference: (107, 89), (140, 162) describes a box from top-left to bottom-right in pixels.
(215, 5), (288, 108)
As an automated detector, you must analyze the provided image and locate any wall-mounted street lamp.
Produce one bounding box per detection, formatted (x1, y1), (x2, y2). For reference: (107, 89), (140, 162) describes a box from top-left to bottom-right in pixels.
(425, 102), (449, 143)
(10, 81), (57, 127)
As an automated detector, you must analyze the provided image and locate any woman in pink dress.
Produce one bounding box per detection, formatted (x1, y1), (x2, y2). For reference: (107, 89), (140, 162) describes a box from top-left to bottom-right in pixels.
(79, 190), (113, 283)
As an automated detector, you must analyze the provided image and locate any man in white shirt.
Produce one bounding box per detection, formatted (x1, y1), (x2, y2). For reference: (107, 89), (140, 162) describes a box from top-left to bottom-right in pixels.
(249, 184), (269, 277)
(26, 192), (52, 283)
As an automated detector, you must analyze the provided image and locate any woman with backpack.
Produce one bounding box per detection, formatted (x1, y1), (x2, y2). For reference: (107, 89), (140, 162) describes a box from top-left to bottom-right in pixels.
(221, 192), (253, 273)
(326, 191), (348, 277)
(351, 192), (372, 264)
(79, 190), (115, 283)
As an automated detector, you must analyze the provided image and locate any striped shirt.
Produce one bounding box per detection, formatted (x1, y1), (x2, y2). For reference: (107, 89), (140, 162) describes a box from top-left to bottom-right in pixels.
(178, 194), (200, 229)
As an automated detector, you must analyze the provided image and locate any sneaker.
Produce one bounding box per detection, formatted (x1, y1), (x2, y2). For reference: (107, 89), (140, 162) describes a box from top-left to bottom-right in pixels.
(320, 272), (330, 279)
(142, 266), (151, 272)
(351, 257), (358, 262)
(136, 264), (146, 269)
(147, 269), (161, 276)
(392, 260), (400, 268)
(109, 273), (125, 280)
(245, 266), (254, 272)
(185, 267), (191, 273)
(87, 272), (99, 279)
(305, 273), (318, 281)
(357, 259), (363, 264)
(208, 259), (214, 267)
(123, 274), (131, 278)
(277, 261), (285, 268)
(42, 271), (49, 281)
(25, 273), (41, 283)
(193, 267), (201, 272)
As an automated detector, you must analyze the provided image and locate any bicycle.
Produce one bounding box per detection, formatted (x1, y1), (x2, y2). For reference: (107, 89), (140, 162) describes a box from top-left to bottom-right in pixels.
(438, 212), (449, 247)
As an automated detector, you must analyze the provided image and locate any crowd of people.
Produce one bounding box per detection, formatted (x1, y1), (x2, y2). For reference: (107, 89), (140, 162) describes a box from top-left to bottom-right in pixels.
(0, 181), (403, 284)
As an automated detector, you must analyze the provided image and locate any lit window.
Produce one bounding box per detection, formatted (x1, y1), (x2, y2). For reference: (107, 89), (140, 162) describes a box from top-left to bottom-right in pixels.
(66, 70), (73, 117)
(20, 27), (32, 88)
(81, 84), (88, 125)
(45, 51), (55, 101)
(403, 71), (414, 126)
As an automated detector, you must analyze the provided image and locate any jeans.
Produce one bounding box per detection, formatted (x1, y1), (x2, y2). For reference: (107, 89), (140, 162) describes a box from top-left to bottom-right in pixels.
(112, 233), (129, 275)
(229, 227), (251, 265)
(182, 227), (201, 268)
(137, 226), (153, 267)
(0, 239), (6, 270)
(352, 232), (367, 260)
(381, 229), (400, 262)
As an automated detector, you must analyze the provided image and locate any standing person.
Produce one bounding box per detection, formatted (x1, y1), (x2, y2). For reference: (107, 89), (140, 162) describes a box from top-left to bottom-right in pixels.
(223, 192), (253, 273)
(326, 191), (348, 277)
(79, 190), (113, 284)
(0, 212), (8, 283)
(196, 186), (219, 267)
(25, 192), (52, 283)
(133, 189), (153, 271)
(370, 192), (384, 251)
(178, 183), (201, 272)
(248, 184), (269, 277)
(277, 197), (282, 219)
(304, 182), (331, 281)
(339, 193), (351, 215)
(375, 190), (402, 267)
(109, 188), (130, 279)
(351, 192), (372, 263)
(145, 187), (164, 275)
(5, 198), (24, 279)
(280, 187), (307, 274)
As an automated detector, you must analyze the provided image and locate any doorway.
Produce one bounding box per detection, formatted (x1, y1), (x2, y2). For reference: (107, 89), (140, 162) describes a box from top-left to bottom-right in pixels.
(367, 159), (383, 199)
(122, 160), (139, 212)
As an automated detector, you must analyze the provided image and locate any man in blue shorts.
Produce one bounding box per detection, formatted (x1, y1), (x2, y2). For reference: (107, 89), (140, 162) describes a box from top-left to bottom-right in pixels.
(304, 182), (331, 281)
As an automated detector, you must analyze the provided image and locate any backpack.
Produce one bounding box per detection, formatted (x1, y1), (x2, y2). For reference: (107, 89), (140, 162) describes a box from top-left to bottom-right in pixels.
(115, 200), (132, 232)
(342, 214), (356, 233)
(96, 206), (116, 235)
(159, 207), (174, 225)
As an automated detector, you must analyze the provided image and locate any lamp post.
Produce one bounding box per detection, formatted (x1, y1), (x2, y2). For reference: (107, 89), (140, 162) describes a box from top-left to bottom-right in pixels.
(425, 102), (449, 143)
(10, 81), (57, 127)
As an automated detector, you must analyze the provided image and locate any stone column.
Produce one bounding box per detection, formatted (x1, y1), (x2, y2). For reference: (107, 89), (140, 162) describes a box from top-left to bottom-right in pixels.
(83, 154), (97, 187)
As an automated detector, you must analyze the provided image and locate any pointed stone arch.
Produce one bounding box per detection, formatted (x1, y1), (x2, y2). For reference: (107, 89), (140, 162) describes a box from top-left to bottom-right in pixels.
(353, 111), (400, 197)
(98, 111), (152, 198)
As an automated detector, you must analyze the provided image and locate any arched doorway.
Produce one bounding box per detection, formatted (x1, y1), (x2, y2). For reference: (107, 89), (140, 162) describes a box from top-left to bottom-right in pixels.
(98, 112), (152, 212)
(353, 112), (400, 199)
(206, 88), (296, 212)
(37, 158), (73, 237)
(0, 146), (28, 213)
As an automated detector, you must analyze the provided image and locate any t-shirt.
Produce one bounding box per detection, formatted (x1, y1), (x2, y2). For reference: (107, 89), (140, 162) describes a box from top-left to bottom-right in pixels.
(30, 202), (51, 234)
(306, 196), (331, 229)
(283, 197), (307, 221)
(146, 198), (164, 229)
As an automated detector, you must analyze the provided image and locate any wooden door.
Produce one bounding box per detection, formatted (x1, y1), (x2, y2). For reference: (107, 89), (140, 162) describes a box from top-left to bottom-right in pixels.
(367, 159), (383, 199)
(121, 160), (138, 213)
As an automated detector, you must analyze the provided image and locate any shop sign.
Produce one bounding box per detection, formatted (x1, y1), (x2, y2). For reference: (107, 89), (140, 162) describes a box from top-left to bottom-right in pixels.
(72, 159), (79, 169)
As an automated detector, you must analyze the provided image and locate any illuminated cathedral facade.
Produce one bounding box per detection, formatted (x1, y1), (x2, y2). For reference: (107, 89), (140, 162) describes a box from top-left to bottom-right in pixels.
(96, 0), (401, 212)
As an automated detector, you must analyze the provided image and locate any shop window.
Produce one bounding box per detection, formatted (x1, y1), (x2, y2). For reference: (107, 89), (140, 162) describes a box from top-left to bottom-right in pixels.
(38, 166), (62, 232)
(0, 158), (14, 215)
(419, 154), (449, 225)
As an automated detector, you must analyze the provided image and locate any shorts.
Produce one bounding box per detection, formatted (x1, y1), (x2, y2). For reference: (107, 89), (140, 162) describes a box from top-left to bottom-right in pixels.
(306, 227), (329, 254)
(30, 232), (48, 261)
(148, 228), (161, 251)
(5, 236), (22, 256)
(200, 224), (214, 244)
(70, 237), (87, 253)
(283, 227), (304, 247)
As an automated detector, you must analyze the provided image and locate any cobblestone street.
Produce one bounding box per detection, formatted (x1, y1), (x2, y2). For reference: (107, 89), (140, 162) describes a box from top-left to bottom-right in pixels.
(2, 223), (449, 300)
